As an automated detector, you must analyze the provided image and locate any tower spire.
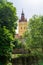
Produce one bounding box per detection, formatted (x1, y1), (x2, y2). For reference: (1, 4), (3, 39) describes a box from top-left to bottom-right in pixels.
(19, 9), (27, 22)
(22, 9), (24, 15)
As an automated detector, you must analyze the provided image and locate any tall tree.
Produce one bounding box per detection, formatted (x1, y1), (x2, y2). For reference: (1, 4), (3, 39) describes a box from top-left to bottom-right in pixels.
(0, 1), (18, 65)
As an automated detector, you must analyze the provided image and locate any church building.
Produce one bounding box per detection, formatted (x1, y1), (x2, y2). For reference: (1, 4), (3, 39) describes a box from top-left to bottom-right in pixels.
(15, 10), (27, 38)
(18, 10), (27, 36)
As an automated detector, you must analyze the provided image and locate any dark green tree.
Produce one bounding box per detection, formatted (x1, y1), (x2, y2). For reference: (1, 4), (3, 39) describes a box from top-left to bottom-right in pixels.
(0, 1), (18, 65)
(0, 0), (7, 4)
(0, 26), (14, 65)
(0, 2), (18, 35)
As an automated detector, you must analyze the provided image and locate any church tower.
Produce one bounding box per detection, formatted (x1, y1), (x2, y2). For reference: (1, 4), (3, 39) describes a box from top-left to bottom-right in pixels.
(18, 10), (27, 36)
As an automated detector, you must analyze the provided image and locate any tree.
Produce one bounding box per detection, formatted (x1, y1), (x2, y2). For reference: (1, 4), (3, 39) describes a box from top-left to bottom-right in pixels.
(0, 2), (18, 35)
(24, 15), (43, 64)
(13, 39), (25, 49)
(0, 1), (18, 65)
(0, 27), (14, 64)
(0, 0), (7, 4)
(28, 15), (43, 53)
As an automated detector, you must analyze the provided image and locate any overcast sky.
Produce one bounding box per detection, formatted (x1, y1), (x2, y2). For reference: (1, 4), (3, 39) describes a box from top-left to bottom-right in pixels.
(8, 0), (43, 20)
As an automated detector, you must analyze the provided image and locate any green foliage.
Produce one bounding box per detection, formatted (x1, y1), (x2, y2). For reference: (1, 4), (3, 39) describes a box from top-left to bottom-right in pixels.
(7, 62), (12, 65)
(0, 26), (14, 56)
(24, 15), (43, 57)
(0, 0), (7, 4)
(29, 15), (43, 49)
(0, 1), (18, 64)
(13, 39), (24, 49)
(0, 2), (18, 35)
(0, 27), (14, 65)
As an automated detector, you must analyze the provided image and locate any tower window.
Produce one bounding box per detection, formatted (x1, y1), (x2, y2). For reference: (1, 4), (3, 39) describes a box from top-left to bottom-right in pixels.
(24, 27), (25, 29)
(21, 27), (22, 29)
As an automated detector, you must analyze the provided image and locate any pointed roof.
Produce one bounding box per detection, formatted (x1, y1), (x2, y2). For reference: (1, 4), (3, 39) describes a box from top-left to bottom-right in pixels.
(19, 9), (27, 22)
(21, 9), (24, 15)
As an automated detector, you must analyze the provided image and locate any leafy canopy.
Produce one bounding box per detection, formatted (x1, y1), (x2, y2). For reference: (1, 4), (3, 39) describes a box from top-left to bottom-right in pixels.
(0, 2), (18, 35)
(24, 15), (43, 57)
(0, 1), (18, 64)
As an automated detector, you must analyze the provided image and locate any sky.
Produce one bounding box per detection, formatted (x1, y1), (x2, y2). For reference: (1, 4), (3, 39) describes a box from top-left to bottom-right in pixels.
(8, 0), (43, 33)
(8, 0), (43, 20)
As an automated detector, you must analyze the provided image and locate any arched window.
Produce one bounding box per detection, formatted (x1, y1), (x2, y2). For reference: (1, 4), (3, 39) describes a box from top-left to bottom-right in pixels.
(24, 27), (25, 29)
(21, 27), (22, 29)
